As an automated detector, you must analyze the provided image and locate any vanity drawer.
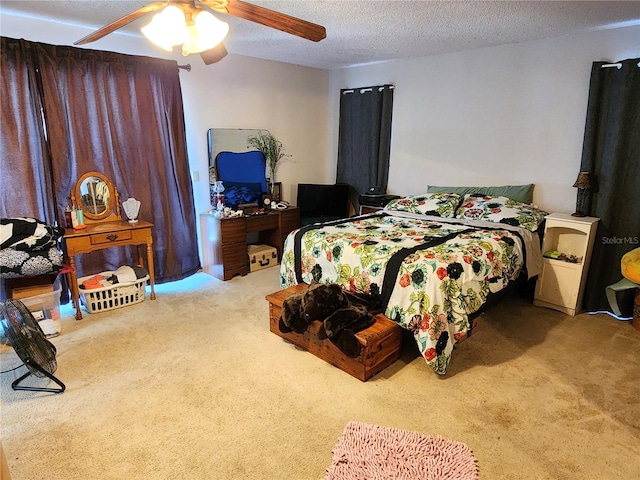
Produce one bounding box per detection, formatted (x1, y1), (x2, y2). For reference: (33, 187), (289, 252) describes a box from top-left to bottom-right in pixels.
(90, 230), (132, 245)
(246, 213), (279, 233)
(222, 243), (250, 270)
(219, 217), (247, 244)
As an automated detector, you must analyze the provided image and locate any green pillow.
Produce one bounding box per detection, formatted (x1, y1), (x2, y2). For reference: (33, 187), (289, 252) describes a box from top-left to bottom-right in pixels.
(426, 184), (534, 204)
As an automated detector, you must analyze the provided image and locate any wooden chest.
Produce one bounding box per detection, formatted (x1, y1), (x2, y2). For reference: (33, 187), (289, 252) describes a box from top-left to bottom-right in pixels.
(266, 285), (402, 381)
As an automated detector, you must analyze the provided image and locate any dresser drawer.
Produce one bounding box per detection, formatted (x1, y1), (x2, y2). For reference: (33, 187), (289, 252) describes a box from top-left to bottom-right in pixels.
(222, 243), (249, 270)
(90, 230), (132, 245)
(246, 213), (279, 233)
(280, 208), (300, 233)
(219, 217), (246, 244)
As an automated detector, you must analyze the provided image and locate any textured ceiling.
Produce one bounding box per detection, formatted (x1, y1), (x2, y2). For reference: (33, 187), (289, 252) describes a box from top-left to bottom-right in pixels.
(2, 1), (639, 69)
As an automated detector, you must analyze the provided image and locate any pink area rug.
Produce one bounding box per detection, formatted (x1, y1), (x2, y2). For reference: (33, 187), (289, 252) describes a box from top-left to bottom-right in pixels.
(324, 421), (478, 480)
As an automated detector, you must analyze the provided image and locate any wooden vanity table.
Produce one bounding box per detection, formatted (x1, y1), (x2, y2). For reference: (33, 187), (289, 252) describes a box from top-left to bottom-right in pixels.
(63, 171), (156, 320)
(64, 220), (156, 320)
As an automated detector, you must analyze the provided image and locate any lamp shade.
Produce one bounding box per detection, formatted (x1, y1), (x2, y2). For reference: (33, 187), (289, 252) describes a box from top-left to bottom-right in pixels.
(572, 171), (592, 189)
(182, 10), (229, 55)
(142, 5), (229, 56)
(141, 5), (187, 51)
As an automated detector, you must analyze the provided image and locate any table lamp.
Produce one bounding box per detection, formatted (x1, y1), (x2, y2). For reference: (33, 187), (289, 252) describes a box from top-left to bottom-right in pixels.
(572, 171), (592, 217)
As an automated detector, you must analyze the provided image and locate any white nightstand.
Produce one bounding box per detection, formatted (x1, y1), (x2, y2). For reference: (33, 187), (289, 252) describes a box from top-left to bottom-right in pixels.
(534, 213), (600, 316)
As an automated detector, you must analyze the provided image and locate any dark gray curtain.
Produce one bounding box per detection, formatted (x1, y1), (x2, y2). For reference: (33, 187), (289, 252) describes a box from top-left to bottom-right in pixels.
(336, 84), (393, 212)
(1, 37), (200, 286)
(579, 58), (640, 313)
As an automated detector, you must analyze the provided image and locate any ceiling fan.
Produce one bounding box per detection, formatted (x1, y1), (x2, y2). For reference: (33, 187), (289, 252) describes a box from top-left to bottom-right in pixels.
(74, 0), (326, 65)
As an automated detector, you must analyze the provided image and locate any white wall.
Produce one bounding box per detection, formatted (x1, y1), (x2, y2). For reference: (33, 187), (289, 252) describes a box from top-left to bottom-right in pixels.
(0, 11), (330, 218)
(329, 25), (640, 213)
(179, 54), (329, 212)
(3, 9), (639, 218)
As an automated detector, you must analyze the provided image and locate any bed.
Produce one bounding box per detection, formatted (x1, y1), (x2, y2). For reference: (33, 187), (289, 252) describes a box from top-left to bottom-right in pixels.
(280, 191), (546, 375)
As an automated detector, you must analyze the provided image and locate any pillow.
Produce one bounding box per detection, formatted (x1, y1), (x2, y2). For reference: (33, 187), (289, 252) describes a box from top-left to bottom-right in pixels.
(222, 186), (260, 209)
(454, 194), (548, 231)
(621, 248), (640, 284)
(0, 217), (65, 251)
(221, 181), (263, 193)
(384, 192), (461, 218)
(0, 246), (64, 278)
(214, 181), (263, 209)
(426, 184), (534, 204)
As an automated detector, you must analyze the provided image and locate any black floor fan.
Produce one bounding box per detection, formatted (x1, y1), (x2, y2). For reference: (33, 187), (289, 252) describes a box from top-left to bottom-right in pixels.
(1, 299), (65, 393)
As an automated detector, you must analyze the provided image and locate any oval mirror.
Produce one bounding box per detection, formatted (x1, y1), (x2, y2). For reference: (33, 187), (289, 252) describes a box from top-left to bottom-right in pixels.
(75, 171), (115, 220)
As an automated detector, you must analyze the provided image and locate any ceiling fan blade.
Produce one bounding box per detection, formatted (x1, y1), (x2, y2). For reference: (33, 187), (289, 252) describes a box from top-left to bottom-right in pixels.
(207, 0), (326, 42)
(200, 44), (228, 64)
(74, 2), (167, 45)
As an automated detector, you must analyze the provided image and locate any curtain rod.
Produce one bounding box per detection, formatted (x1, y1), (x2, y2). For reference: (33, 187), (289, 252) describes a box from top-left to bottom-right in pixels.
(601, 62), (640, 69)
(178, 64), (191, 71)
(342, 84), (394, 95)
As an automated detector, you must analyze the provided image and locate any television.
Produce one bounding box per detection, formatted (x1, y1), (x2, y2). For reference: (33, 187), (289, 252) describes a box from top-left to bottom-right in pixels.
(297, 183), (350, 226)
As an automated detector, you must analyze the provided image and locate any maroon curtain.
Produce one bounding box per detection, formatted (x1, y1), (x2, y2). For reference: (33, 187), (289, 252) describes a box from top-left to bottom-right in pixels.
(0, 38), (56, 221)
(1, 37), (200, 283)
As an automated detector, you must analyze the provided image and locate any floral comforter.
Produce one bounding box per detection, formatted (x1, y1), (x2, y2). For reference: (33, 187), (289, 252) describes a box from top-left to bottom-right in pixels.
(280, 212), (540, 375)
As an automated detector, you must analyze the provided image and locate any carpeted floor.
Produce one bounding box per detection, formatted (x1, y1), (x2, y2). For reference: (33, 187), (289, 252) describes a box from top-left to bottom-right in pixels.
(1, 269), (639, 479)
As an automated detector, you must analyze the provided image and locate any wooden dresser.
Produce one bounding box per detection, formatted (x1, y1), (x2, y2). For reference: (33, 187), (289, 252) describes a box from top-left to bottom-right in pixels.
(200, 207), (300, 281)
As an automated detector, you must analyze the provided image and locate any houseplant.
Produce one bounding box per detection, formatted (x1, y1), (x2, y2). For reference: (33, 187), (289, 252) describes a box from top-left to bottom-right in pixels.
(246, 130), (289, 190)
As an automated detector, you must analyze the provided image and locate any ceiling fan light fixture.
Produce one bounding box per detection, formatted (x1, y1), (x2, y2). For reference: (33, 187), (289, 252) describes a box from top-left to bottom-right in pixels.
(75, 0), (325, 64)
(182, 10), (229, 56)
(141, 4), (187, 52)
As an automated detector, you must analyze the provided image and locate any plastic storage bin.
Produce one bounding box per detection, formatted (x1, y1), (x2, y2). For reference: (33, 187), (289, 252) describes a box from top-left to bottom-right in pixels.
(77, 275), (148, 313)
(20, 286), (62, 337)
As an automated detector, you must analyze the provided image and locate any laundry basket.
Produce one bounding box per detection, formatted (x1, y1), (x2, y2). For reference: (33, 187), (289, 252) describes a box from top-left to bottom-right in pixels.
(77, 275), (149, 313)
